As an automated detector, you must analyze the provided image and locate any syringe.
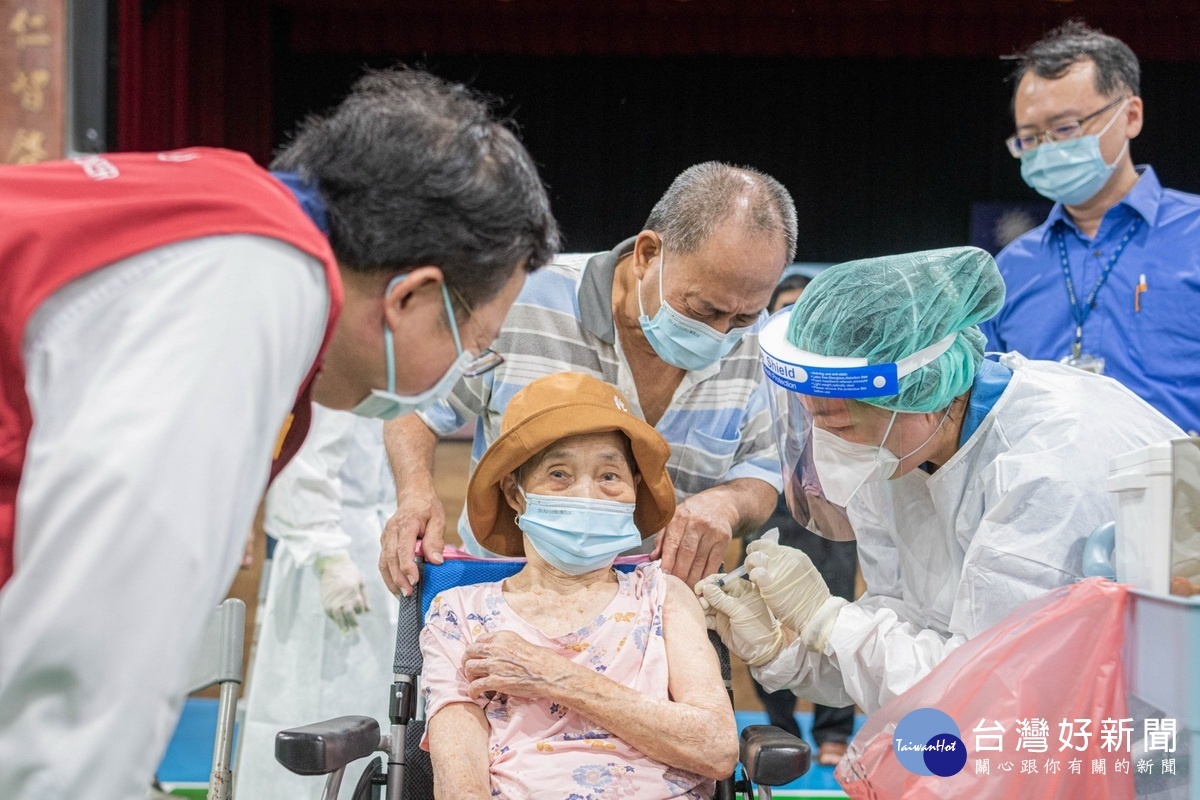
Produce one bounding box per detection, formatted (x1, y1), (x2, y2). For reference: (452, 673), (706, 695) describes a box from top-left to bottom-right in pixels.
(715, 564), (750, 588)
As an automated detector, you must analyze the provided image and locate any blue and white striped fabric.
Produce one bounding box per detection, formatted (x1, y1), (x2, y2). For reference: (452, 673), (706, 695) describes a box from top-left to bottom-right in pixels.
(419, 239), (783, 555)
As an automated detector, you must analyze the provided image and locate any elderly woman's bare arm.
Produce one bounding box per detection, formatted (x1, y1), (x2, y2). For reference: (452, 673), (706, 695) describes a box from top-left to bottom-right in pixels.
(462, 575), (739, 780)
(427, 702), (492, 799)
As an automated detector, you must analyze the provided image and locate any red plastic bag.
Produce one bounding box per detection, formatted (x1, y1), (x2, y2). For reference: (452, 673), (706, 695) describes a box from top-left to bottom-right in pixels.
(836, 578), (1133, 799)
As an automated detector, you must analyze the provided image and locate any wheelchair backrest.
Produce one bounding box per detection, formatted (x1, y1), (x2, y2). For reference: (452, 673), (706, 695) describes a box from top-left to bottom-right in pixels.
(417, 558), (640, 620)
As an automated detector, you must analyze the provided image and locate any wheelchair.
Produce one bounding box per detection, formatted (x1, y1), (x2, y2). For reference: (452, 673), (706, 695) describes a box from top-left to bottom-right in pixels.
(275, 556), (811, 799)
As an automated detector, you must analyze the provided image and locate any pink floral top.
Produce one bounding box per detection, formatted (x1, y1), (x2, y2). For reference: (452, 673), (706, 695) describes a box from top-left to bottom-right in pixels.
(419, 562), (713, 799)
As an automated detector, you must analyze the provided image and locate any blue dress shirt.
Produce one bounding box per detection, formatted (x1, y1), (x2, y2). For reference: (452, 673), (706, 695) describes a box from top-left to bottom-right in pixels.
(982, 166), (1200, 433)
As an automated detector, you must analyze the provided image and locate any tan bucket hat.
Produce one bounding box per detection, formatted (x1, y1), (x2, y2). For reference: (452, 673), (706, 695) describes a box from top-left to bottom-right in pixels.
(467, 372), (676, 557)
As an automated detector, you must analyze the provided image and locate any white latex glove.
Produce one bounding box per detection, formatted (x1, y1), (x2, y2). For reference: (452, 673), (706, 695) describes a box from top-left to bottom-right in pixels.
(697, 575), (784, 667)
(745, 530), (847, 652)
(315, 551), (370, 633)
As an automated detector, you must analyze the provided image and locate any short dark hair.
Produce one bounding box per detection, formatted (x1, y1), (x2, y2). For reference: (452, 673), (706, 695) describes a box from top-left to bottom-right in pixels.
(1008, 20), (1140, 100)
(643, 162), (798, 263)
(769, 274), (810, 313)
(273, 68), (560, 309)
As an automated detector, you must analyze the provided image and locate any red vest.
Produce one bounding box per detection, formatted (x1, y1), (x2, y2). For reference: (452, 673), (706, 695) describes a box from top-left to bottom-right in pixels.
(0, 148), (344, 587)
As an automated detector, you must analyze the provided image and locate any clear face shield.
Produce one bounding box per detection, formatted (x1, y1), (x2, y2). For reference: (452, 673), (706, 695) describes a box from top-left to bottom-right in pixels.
(759, 311), (958, 540)
(767, 390), (859, 542)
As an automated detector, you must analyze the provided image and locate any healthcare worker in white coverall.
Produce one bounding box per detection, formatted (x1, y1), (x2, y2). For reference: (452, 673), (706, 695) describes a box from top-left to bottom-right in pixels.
(234, 405), (397, 799)
(698, 246), (1182, 713)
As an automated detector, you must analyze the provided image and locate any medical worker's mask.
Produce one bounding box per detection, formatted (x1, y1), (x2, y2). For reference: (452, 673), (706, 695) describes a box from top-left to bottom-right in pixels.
(516, 489), (642, 575)
(351, 279), (469, 421)
(1019, 99), (1130, 206)
(811, 409), (949, 507)
(638, 247), (758, 371)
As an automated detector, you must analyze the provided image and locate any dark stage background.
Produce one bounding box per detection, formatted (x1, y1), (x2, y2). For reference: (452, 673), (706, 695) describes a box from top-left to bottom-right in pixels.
(115, 0), (1200, 261)
(272, 51), (1200, 260)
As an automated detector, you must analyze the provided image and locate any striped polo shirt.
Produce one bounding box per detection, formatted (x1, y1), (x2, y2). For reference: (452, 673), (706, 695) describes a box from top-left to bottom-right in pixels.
(419, 237), (783, 555)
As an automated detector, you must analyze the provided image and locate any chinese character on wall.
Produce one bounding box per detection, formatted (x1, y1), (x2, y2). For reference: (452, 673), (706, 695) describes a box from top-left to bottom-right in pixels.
(8, 8), (50, 48)
(3, 2), (62, 164)
(7, 127), (47, 163)
(11, 67), (48, 111)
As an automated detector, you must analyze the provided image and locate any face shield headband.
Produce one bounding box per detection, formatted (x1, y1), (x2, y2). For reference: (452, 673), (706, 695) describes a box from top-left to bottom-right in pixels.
(758, 312), (957, 399)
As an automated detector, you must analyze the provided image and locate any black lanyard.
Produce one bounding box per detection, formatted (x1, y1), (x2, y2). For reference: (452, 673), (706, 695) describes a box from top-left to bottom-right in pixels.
(1053, 217), (1141, 358)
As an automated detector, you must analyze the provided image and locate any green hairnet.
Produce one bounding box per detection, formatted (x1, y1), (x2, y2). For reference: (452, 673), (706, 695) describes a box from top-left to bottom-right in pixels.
(786, 246), (1006, 413)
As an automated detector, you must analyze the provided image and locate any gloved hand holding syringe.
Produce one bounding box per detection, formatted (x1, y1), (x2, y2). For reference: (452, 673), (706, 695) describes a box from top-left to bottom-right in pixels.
(715, 527), (779, 587)
(715, 525), (782, 587)
(716, 563), (750, 588)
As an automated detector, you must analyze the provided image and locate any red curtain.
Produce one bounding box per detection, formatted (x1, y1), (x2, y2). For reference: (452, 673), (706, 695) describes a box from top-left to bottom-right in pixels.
(117, 0), (273, 162)
(281, 0), (1200, 60)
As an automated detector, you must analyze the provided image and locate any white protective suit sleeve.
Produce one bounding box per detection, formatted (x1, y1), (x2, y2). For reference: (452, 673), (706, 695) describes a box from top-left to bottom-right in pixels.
(754, 358), (1186, 715)
(807, 476), (1088, 714)
(751, 492), (981, 712)
(264, 403), (357, 567)
(0, 235), (328, 800)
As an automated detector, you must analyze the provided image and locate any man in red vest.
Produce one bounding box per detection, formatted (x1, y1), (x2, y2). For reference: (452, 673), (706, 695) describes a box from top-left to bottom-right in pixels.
(0, 68), (558, 799)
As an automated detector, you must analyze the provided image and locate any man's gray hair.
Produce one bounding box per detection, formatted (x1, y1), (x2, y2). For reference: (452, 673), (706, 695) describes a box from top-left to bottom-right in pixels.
(644, 162), (798, 263)
(1008, 20), (1140, 100)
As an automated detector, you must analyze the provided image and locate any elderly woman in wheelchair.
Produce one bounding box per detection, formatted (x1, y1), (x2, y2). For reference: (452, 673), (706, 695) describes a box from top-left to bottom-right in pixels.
(419, 372), (739, 799)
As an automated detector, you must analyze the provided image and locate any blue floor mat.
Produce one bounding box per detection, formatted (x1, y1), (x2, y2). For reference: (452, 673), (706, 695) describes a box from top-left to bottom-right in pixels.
(159, 700), (857, 796)
(157, 699), (239, 783)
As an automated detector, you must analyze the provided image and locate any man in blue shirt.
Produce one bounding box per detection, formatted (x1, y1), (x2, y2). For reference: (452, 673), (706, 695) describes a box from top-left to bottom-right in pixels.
(981, 21), (1200, 434)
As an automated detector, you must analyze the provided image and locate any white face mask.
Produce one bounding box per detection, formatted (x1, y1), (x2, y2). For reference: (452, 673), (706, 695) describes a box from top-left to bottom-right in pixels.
(637, 247), (759, 371)
(811, 410), (949, 506)
(350, 279), (466, 421)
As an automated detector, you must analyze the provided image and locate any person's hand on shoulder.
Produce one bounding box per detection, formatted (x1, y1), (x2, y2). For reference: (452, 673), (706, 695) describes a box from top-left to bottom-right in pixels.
(656, 489), (738, 589)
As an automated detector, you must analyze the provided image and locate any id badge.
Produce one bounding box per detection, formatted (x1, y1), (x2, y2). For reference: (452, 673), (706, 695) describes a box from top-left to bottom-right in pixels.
(1060, 352), (1106, 375)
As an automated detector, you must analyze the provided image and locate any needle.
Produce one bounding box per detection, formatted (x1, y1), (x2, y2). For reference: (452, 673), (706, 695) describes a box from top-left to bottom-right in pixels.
(716, 564), (750, 588)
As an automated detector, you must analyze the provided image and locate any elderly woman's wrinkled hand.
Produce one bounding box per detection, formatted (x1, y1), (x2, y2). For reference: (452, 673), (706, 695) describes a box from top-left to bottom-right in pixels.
(462, 631), (572, 701)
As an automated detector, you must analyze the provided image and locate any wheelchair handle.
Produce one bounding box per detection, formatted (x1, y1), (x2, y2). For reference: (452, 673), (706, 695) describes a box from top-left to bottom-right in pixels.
(393, 558), (425, 674)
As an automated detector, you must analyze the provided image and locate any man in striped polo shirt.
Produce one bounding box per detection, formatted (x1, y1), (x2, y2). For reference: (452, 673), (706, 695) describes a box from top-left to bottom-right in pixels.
(380, 162), (797, 590)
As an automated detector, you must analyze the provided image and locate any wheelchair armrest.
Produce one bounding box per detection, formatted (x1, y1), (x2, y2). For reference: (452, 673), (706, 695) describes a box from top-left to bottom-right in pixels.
(739, 724), (811, 786)
(276, 715), (381, 776)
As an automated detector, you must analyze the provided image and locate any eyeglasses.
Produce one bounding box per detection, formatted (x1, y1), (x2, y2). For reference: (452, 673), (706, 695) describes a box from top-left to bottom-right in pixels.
(445, 283), (505, 378)
(1005, 96), (1129, 158)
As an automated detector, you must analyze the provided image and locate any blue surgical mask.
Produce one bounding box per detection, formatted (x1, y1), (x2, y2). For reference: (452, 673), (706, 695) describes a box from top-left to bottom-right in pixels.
(351, 280), (467, 420)
(637, 247), (757, 371)
(516, 489), (642, 575)
(1019, 101), (1130, 206)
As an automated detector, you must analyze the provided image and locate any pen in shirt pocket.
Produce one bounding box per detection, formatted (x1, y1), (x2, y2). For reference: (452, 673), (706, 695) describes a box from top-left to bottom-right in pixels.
(1135, 273), (1148, 312)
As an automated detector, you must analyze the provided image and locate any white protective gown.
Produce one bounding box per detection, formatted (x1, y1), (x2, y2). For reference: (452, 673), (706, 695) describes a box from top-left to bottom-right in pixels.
(234, 405), (399, 800)
(0, 236), (329, 800)
(753, 354), (1184, 713)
